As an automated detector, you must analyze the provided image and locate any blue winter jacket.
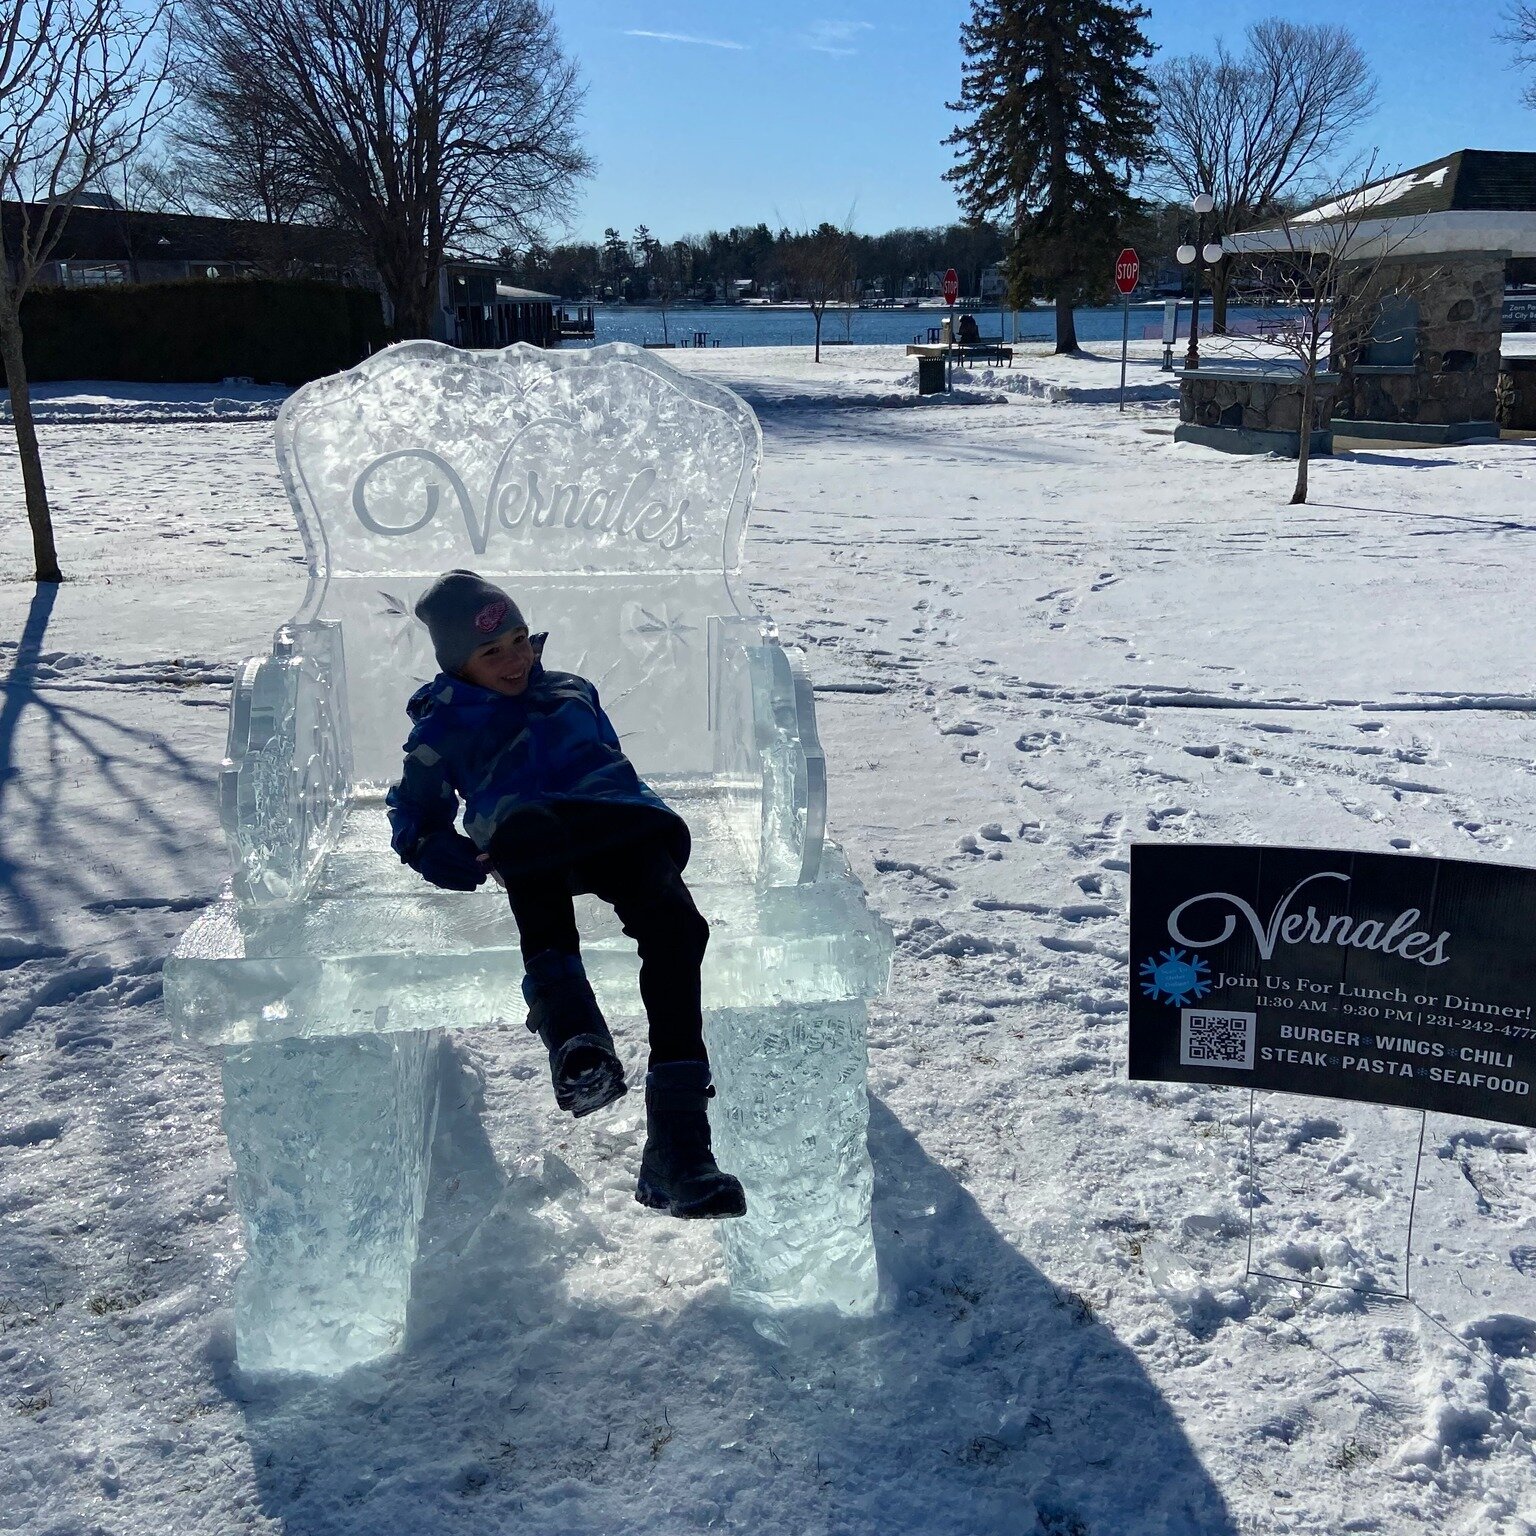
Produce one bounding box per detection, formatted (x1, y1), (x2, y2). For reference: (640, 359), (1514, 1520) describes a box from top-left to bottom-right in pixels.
(385, 633), (687, 872)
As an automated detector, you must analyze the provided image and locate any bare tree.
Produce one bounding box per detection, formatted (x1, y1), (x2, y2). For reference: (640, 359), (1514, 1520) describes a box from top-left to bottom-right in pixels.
(181, 0), (593, 339)
(1153, 20), (1376, 332)
(0, 0), (175, 582)
(839, 274), (858, 344)
(642, 236), (677, 345)
(1223, 161), (1434, 505)
(779, 222), (854, 362)
(167, 79), (324, 229)
(1504, 3), (1536, 107)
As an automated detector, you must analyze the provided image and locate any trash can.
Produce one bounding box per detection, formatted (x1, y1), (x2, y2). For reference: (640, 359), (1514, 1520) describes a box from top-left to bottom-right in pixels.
(917, 356), (946, 396)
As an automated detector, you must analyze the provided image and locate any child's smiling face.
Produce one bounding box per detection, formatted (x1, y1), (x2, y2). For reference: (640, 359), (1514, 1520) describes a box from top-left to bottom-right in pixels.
(459, 627), (534, 695)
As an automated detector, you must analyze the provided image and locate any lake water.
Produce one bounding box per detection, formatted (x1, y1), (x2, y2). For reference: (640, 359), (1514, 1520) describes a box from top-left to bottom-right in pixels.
(565, 301), (1273, 350)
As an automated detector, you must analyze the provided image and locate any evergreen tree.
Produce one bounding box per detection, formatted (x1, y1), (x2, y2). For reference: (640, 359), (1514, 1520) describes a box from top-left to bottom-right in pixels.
(945, 0), (1156, 352)
(600, 226), (631, 299)
(602, 226), (629, 273)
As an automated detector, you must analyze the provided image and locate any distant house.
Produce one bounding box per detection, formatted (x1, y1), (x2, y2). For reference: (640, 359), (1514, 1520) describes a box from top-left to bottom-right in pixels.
(3, 200), (565, 348)
(2, 198), (368, 289)
(442, 262), (559, 347)
(979, 263), (1005, 300)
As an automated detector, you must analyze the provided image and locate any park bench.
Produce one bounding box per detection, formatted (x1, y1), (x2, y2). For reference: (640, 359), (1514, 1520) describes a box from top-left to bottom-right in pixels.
(163, 341), (893, 1375)
(956, 340), (1014, 366)
(905, 340), (1015, 369)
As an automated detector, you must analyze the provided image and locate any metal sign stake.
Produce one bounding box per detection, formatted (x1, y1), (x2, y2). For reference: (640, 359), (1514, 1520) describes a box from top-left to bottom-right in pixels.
(1245, 1093), (1427, 1305)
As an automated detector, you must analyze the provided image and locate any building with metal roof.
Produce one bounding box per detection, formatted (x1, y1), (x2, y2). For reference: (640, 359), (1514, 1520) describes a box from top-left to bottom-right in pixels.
(1222, 150), (1536, 445)
(1227, 150), (1536, 277)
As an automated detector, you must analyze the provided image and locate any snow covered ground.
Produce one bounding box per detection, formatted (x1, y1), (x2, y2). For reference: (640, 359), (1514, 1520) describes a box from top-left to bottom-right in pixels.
(3, 342), (1536, 1534)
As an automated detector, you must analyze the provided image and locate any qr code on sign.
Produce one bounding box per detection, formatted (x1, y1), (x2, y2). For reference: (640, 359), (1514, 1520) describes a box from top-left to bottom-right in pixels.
(1180, 1009), (1256, 1071)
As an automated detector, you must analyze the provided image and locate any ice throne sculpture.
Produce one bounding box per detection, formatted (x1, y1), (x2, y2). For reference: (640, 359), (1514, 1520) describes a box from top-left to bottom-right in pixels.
(163, 341), (893, 1375)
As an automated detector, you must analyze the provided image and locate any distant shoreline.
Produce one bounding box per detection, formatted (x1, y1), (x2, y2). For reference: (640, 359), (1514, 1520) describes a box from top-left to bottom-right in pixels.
(578, 298), (1216, 314)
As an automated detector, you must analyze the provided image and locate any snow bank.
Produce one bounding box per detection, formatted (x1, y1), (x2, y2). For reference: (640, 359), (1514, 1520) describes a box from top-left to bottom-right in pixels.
(1, 379), (292, 424)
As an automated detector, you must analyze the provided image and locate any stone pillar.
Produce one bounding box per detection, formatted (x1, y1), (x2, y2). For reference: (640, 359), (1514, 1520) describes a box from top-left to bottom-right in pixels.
(1332, 253), (1504, 430)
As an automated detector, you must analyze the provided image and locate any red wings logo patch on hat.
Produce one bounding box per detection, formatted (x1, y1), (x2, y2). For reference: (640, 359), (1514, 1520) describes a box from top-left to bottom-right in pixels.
(473, 599), (508, 634)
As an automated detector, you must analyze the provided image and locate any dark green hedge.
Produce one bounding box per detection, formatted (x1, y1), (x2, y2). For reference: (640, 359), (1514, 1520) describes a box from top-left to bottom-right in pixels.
(20, 277), (386, 384)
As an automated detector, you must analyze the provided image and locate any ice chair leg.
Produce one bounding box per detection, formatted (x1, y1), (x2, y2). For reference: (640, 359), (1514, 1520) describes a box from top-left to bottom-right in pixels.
(220, 1028), (442, 1375)
(703, 1000), (879, 1315)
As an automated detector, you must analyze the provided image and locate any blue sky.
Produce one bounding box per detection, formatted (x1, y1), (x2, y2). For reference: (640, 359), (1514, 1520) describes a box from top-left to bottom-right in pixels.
(552, 0), (1535, 244)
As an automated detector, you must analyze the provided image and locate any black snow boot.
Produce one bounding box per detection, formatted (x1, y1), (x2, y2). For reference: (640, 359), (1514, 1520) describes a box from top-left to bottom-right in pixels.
(522, 950), (628, 1117)
(635, 1060), (747, 1220)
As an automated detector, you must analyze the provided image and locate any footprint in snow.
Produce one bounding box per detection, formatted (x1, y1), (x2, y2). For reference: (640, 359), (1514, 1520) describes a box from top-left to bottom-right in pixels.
(1455, 818), (1509, 847)
(1462, 1315), (1536, 1359)
(1015, 729), (1063, 753)
(873, 858), (958, 891)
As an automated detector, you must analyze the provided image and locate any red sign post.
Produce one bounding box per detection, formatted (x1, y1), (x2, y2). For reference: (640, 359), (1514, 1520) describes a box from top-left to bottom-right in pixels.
(1115, 247), (1139, 411)
(942, 267), (959, 304)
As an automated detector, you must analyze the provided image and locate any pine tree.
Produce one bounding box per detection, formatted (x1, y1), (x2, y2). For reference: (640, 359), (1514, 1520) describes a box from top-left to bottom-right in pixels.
(945, 0), (1156, 353)
(602, 227), (630, 276)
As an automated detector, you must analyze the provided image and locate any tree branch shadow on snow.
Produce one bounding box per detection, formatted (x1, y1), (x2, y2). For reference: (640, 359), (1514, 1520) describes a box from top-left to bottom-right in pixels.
(0, 585), (218, 942)
(1306, 496), (1536, 538)
(215, 1047), (1237, 1535)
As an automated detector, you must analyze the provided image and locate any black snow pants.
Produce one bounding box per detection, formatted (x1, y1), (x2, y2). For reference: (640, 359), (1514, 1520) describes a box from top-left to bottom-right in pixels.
(486, 801), (710, 1068)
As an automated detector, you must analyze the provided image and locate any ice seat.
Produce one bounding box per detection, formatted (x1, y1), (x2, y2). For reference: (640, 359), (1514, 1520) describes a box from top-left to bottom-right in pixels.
(163, 342), (892, 1374)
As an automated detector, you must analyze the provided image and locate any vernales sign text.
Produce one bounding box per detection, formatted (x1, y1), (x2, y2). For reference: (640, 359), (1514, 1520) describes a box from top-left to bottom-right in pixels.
(1129, 843), (1536, 1128)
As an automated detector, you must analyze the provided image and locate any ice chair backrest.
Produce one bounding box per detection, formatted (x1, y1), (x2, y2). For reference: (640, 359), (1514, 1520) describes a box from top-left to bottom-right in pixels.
(274, 341), (763, 787)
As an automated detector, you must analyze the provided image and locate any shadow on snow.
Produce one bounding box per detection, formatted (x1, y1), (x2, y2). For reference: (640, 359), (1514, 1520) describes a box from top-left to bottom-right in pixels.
(215, 1043), (1236, 1535)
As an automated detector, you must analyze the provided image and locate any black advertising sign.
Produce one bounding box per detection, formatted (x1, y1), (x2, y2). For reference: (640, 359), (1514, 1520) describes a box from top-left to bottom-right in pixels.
(1129, 844), (1536, 1128)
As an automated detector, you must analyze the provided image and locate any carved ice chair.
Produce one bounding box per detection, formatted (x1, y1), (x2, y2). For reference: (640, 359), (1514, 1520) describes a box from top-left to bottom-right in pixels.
(164, 342), (893, 1375)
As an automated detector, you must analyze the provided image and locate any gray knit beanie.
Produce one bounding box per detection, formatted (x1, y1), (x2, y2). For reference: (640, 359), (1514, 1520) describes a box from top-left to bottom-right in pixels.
(415, 569), (527, 674)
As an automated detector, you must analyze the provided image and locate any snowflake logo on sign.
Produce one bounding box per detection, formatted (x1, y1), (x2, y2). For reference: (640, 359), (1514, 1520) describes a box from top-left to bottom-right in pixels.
(1139, 947), (1211, 1007)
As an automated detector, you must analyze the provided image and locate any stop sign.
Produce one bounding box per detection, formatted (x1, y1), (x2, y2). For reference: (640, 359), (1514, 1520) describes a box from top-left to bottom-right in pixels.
(942, 267), (959, 304)
(1114, 248), (1140, 295)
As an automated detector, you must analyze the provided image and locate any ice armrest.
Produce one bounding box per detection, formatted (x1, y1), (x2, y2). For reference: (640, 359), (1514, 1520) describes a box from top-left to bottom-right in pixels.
(710, 618), (826, 887)
(223, 621), (354, 904)
(759, 643), (826, 885)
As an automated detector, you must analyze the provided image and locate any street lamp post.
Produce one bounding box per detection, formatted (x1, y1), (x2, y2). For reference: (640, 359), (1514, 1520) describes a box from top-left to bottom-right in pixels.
(1176, 192), (1225, 370)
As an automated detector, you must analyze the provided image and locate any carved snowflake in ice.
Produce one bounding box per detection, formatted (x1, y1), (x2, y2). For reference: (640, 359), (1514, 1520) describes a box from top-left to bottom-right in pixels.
(377, 590), (425, 653)
(626, 603), (696, 665)
(1139, 947), (1211, 1007)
